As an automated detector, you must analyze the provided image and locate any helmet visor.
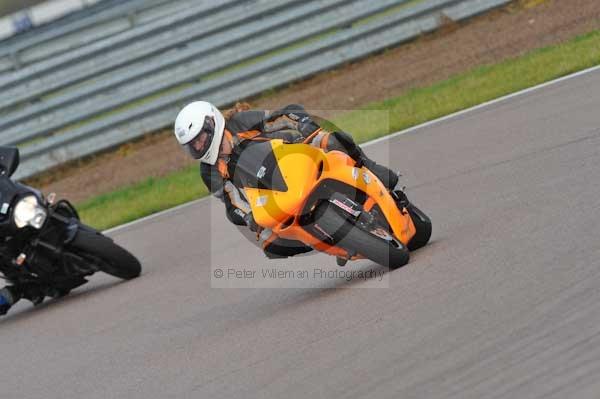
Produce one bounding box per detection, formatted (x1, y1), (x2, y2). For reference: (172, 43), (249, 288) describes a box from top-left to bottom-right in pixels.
(184, 116), (216, 159)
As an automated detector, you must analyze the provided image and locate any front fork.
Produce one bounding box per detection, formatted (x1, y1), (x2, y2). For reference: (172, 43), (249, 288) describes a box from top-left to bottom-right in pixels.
(390, 188), (410, 211)
(16, 213), (95, 287)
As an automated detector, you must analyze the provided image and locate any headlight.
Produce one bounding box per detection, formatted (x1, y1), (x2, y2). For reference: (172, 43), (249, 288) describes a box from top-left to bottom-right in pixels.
(14, 195), (47, 229)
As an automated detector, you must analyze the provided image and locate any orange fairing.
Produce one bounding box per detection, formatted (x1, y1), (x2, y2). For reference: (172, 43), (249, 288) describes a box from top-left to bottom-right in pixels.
(243, 141), (322, 229)
(243, 140), (416, 258)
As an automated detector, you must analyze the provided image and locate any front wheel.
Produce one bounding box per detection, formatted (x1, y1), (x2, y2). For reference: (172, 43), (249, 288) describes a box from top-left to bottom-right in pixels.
(67, 228), (141, 280)
(310, 203), (409, 269)
(406, 203), (432, 251)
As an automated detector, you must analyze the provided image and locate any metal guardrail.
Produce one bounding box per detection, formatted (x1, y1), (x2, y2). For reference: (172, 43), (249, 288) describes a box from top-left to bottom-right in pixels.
(0, 0), (394, 136)
(0, 0), (334, 111)
(0, 0), (103, 42)
(0, 0), (510, 180)
(0, 0), (242, 90)
(0, 0), (203, 73)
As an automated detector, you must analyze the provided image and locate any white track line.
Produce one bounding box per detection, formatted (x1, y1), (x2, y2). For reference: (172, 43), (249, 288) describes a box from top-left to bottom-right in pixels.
(106, 64), (600, 234)
(364, 64), (600, 147)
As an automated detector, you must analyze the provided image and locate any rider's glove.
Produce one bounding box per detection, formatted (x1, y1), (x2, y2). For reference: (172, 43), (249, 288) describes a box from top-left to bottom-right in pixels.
(243, 212), (260, 233)
(244, 212), (265, 241)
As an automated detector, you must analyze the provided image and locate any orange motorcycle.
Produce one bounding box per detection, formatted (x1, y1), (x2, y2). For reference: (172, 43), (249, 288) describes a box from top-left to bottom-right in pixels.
(233, 139), (432, 269)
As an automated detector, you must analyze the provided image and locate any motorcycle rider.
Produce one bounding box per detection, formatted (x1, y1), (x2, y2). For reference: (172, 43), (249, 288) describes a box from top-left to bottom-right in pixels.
(174, 101), (402, 259)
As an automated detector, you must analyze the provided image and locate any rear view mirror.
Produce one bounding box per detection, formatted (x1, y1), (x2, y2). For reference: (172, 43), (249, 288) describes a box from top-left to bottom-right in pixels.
(0, 146), (20, 177)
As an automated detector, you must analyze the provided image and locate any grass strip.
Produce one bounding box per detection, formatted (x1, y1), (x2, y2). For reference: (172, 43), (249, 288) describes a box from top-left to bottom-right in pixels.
(77, 29), (600, 230)
(335, 30), (600, 141)
(77, 165), (207, 231)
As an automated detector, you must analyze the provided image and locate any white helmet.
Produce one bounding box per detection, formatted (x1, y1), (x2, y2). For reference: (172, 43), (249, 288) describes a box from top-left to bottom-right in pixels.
(174, 101), (225, 165)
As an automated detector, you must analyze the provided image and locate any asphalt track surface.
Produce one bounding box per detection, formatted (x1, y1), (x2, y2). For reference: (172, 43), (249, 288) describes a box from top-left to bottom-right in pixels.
(2, 67), (600, 399)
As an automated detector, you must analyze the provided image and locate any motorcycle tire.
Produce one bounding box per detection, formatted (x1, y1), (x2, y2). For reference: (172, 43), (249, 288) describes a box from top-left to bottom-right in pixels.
(406, 203), (432, 251)
(67, 228), (141, 280)
(311, 202), (409, 269)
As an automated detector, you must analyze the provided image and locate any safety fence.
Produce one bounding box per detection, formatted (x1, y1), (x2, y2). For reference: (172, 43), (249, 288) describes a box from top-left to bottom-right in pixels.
(0, 0), (103, 42)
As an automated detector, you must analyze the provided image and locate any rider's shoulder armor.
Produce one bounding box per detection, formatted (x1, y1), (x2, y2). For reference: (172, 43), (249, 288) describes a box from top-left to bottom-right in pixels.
(226, 110), (267, 135)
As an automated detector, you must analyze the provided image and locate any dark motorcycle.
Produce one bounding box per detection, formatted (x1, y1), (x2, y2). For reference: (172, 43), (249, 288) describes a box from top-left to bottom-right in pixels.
(0, 147), (141, 310)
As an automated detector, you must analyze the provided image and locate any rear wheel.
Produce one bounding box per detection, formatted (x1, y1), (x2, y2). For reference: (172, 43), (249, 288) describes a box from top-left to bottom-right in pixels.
(310, 202), (409, 269)
(67, 229), (141, 280)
